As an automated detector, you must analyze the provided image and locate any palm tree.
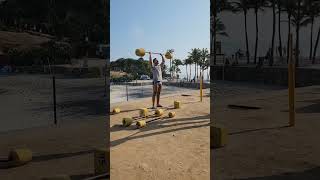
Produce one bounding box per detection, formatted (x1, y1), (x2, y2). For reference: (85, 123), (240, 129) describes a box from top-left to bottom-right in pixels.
(172, 59), (183, 78)
(188, 48), (201, 81)
(313, 26), (320, 63)
(211, 0), (232, 65)
(215, 18), (229, 37)
(304, 0), (320, 63)
(294, 0), (302, 67)
(290, 0), (311, 66)
(183, 58), (189, 81)
(231, 0), (251, 64)
(248, 0), (268, 64)
(277, 0), (284, 59)
(199, 48), (210, 76)
(284, 0), (295, 63)
(189, 57), (192, 81)
(270, 0), (276, 66)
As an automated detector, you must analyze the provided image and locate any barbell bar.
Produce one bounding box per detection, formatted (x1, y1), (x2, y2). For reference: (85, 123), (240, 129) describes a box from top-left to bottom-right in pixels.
(135, 48), (172, 59)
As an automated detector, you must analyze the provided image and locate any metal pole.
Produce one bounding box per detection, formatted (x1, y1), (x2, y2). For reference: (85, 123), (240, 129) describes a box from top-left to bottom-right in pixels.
(104, 66), (107, 97)
(126, 81), (128, 101)
(141, 82), (143, 97)
(53, 75), (57, 125)
(288, 33), (295, 126)
(223, 55), (225, 81)
(200, 72), (203, 102)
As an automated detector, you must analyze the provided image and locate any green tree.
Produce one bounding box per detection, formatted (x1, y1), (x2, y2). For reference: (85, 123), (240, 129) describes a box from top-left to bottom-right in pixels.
(188, 48), (201, 81)
(211, 0), (232, 65)
(172, 59), (183, 78)
(248, 0), (269, 64)
(277, 0), (284, 59)
(199, 48), (210, 77)
(183, 58), (190, 81)
(231, 0), (251, 64)
(303, 0), (320, 63)
(283, 0), (296, 63)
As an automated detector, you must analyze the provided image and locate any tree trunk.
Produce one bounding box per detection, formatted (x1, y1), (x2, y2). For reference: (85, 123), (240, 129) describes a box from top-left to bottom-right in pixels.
(254, 8), (258, 64)
(169, 59), (172, 78)
(312, 26), (320, 63)
(186, 64), (188, 81)
(295, 0), (301, 67)
(287, 13), (291, 64)
(244, 11), (250, 64)
(310, 17), (314, 62)
(211, 0), (217, 65)
(278, 2), (283, 58)
(189, 63), (192, 82)
(194, 63), (196, 82)
(270, 0), (276, 66)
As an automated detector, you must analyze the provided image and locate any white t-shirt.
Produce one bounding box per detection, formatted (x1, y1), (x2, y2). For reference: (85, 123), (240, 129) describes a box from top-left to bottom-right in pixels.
(152, 65), (162, 82)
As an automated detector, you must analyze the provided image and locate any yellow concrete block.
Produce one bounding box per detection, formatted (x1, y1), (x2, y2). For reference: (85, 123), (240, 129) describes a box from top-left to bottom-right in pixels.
(9, 148), (32, 164)
(174, 101), (181, 109)
(94, 148), (110, 175)
(168, 112), (176, 118)
(122, 117), (133, 127)
(139, 108), (148, 117)
(211, 126), (227, 148)
(136, 120), (147, 128)
(112, 107), (121, 114)
(155, 109), (164, 117)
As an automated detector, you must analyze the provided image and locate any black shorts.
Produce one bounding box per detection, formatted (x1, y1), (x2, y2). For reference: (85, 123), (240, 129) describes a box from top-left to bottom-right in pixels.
(153, 81), (162, 85)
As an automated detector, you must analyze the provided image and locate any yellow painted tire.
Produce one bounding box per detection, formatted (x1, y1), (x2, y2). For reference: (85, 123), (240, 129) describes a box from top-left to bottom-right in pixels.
(139, 108), (148, 117)
(112, 108), (121, 114)
(9, 148), (32, 163)
(136, 120), (146, 128)
(168, 112), (176, 118)
(0, 148), (33, 168)
(122, 117), (133, 127)
(165, 52), (172, 59)
(155, 109), (164, 117)
(135, 48), (146, 57)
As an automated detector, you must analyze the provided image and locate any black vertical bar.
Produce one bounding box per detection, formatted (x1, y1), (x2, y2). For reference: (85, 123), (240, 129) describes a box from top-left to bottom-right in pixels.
(53, 75), (57, 125)
(126, 81), (128, 101)
(104, 66), (107, 97)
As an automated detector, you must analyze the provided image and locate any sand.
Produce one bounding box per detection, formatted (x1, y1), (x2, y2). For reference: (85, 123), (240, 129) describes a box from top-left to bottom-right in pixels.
(0, 74), (107, 179)
(212, 84), (320, 180)
(110, 89), (210, 180)
(2, 74), (320, 179)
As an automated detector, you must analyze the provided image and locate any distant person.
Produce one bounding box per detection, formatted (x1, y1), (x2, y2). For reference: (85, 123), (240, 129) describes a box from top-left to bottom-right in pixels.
(225, 58), (230, 65)
(149, 53), (165, 109)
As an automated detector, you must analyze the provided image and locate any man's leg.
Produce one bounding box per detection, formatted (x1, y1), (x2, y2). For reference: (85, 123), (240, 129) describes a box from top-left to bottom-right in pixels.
(152, 83), (157, 108)
(156, 83), (162, 107)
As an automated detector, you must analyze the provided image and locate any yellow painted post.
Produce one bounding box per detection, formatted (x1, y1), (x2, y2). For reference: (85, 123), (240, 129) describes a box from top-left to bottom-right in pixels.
(288, 33), (295, 127)
(200, 72), (203, 102)
(94, 148), (110, 175)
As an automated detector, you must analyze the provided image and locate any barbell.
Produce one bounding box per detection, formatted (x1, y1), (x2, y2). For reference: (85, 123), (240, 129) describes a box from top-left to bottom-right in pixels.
(135, 48), (173, 59)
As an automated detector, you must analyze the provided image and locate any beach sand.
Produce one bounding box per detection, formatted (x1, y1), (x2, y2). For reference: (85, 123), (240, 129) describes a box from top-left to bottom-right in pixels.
(110, 89), (210, 180)
(212, 84), (320, 180)
(0, 74), (107, 179)
(2, 74), (320, 179)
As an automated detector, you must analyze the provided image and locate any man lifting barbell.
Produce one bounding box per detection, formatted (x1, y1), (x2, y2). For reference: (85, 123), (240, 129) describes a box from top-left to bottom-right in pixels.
(149, 52), (165, 109)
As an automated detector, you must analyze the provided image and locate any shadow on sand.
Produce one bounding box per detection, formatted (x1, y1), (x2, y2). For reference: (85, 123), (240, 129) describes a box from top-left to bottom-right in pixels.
(110, 115), (210, 147)
(32, 150), (94, 162)
(229, 125), (290, 135)
(235, 167), (320, 180)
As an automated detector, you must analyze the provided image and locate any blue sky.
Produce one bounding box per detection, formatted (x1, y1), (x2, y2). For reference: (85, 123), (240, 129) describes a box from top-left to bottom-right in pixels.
(110, 0), (210, 62)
